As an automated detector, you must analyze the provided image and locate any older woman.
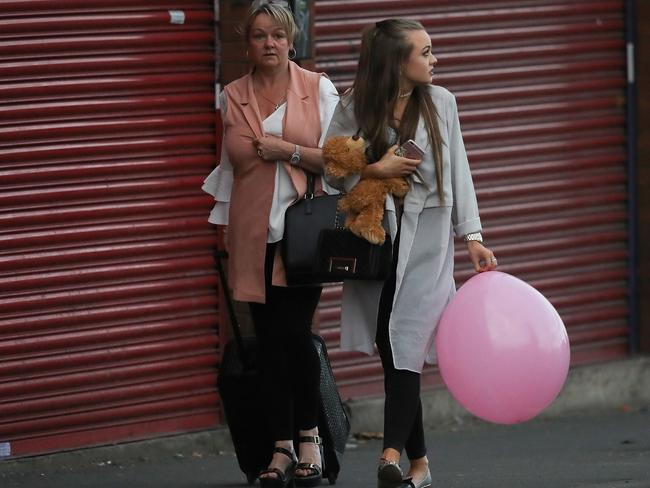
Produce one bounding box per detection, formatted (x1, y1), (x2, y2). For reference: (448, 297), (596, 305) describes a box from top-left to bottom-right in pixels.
(202, 3), (338, 487)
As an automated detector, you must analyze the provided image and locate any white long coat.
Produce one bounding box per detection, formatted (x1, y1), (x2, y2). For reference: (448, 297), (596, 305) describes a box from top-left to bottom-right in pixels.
(325, 85), (482, 373)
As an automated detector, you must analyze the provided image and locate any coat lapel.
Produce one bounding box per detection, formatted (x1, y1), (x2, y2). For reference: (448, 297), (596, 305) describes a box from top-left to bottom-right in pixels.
(235, 74), (264, 140)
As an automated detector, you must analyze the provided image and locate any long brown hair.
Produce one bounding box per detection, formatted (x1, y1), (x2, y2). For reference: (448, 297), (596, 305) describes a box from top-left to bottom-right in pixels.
(352, 19), (444, 198)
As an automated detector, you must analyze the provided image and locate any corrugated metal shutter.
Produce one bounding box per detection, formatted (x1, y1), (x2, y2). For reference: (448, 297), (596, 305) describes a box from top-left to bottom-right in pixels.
(0, 1), (220, 457)
(314, 0), (629, 399)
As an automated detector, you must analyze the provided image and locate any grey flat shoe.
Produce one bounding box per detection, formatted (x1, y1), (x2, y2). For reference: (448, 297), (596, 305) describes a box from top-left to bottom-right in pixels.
(378, 458), (403, 488)
(401, 467), (432, 488)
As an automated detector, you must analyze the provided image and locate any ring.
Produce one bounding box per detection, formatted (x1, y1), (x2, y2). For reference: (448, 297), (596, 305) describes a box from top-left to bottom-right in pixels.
(490, 257), (497, 263)
(257, 149), (263, 158)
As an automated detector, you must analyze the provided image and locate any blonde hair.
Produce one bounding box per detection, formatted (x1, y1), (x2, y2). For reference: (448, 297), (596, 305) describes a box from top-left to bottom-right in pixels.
(242, 2), (299, 44)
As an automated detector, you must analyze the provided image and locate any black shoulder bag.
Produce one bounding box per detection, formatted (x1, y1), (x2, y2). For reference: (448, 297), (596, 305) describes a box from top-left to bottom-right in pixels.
(282, 172), (392, 286)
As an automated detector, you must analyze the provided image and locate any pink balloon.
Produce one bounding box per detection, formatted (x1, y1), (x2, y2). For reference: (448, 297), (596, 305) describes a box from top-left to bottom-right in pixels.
(436, 271), (570, 424)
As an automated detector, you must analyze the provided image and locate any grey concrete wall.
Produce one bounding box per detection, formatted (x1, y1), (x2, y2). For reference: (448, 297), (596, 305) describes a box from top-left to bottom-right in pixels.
(346, 356), (650, 433)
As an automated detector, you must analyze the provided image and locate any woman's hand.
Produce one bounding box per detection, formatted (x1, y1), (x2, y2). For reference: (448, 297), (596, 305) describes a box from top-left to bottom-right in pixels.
(363, 144), (421, 179)
(467, 241), (498, 272)
(219, 225), (229, 253)
(253, 135), (292, 161)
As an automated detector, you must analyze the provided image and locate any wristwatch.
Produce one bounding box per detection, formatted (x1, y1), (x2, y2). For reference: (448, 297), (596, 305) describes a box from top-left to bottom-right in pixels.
(289, 144), (301, 166)
(464, 232), (483, 243)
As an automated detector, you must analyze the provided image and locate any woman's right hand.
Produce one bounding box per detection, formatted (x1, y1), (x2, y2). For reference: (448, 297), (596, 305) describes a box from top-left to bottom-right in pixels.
(363, 144), (421, 179)
(219, 225), (229, 253)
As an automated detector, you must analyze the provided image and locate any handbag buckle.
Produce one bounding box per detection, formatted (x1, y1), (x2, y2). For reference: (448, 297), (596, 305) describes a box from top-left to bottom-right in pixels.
(328, 257), (357, 275)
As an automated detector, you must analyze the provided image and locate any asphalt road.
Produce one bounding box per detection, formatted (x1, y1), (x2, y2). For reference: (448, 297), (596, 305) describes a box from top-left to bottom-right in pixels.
(1, 409), (649, 488)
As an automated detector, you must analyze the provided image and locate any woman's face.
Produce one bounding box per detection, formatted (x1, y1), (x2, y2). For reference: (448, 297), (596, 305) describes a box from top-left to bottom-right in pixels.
(401, 29), (437, 87)
(248, 13), (291, 70)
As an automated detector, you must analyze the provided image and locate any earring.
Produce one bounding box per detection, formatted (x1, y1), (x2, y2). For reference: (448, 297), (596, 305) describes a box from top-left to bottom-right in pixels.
(288, 47), (297, 60)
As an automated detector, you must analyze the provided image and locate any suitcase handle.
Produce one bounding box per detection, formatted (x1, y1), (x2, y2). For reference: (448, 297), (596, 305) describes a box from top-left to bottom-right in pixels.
(214, 249), (252, 369)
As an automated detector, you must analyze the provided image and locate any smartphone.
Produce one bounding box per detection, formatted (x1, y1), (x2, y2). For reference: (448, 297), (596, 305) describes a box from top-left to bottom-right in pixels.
(394, 139), (425, 159)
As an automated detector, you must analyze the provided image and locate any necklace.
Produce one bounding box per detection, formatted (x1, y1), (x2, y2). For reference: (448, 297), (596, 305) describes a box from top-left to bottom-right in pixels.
(398, 90), (413, 99)
(252, 71), (289, 110)
(257, 91), (286, 110)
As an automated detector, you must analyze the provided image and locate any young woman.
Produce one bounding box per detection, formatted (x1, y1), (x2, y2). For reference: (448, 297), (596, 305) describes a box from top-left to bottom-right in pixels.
(325, 19), (497, 488)
(202, 3), (338, 487)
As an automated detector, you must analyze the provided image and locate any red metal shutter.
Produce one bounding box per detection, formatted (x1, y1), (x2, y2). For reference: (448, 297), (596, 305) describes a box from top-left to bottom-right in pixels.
(314, 0), (629, 399)
(0, 1), (220, 457)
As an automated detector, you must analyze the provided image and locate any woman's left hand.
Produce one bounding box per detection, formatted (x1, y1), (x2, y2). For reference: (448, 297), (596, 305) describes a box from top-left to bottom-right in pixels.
(253, 135), (291, 161)
(467, 241), (498, 273)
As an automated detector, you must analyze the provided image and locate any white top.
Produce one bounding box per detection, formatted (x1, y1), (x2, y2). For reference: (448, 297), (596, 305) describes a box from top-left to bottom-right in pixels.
(202, 76), (340, 242)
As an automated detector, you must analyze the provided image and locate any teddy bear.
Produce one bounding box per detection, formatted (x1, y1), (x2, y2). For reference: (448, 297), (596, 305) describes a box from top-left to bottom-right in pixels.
(323, 135), (410, 245)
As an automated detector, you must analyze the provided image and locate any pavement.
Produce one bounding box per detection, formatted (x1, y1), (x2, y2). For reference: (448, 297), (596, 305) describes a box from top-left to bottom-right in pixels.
(1, 407), (649, 488)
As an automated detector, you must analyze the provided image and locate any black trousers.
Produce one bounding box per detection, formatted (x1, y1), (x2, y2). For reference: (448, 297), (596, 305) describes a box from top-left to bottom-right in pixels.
(375, 231), (427, 460)
(249, 243), (323, 441)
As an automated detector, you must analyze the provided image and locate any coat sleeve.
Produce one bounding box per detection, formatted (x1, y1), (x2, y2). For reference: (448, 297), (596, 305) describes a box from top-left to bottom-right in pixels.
(317, 76), (341, 147)
(446, 91), (482, 237)
(317, 76), (342, 195)
(322, 96), (362, 192)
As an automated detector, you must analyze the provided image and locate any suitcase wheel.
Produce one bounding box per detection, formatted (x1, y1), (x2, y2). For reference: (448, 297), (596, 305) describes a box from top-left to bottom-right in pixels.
(246, 472), (257, 485)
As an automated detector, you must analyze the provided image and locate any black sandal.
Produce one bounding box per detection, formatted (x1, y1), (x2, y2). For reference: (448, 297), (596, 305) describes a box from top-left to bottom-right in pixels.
(259, 446), (297, 488)
(294, 435), (324, 487)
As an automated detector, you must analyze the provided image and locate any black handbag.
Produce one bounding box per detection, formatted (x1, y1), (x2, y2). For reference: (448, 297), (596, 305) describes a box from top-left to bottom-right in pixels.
(282, 172), (393, 286)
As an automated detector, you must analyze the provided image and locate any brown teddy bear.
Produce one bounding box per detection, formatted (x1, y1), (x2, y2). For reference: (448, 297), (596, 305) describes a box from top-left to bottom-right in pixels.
(323, 135), (410, 245)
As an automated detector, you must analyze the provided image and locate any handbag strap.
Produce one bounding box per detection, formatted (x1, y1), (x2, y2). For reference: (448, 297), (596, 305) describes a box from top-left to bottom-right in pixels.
(303, 171), (318, 214)
(213, 249), (251, 369)
(305, 171), (316, 198)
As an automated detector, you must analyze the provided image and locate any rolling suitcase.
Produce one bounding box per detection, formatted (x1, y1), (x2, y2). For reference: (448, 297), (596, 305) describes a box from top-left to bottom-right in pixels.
(214, 250), (350, 485)
(312, 333), (350, 484)
(217, 334), (269, 484)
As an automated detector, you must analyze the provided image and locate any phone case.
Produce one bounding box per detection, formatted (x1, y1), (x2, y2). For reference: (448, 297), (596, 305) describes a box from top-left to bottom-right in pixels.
(395, 139), (425, 159)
